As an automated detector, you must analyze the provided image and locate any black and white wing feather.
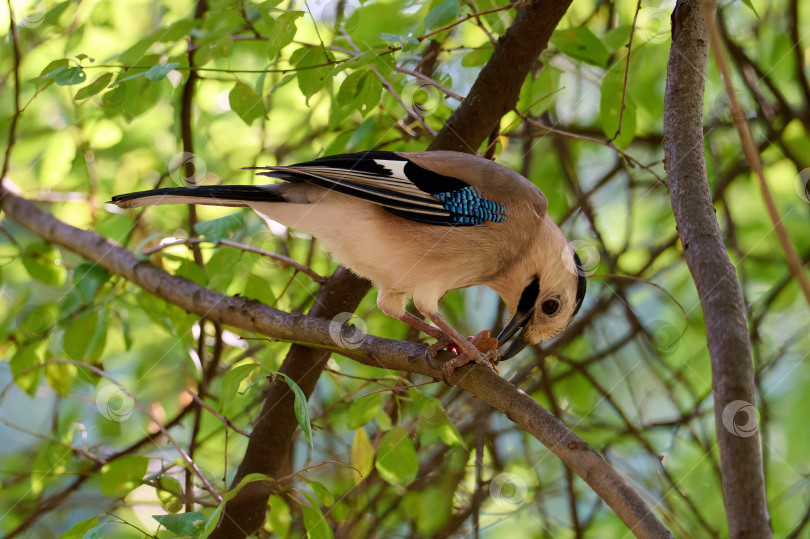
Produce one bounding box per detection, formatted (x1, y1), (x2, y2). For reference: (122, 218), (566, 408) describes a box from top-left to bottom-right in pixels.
(248, 151), (506, 226)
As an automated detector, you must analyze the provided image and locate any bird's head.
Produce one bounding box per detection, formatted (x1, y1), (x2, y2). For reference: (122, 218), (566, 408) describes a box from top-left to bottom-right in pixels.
(496, 240), (587, 361)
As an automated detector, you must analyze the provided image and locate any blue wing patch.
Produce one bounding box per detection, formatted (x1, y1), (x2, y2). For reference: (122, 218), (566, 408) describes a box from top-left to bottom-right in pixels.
(434, 186), (505, 225)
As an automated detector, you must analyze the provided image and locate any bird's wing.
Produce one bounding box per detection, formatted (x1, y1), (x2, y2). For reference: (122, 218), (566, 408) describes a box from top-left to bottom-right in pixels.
(248, 151), (509, 226)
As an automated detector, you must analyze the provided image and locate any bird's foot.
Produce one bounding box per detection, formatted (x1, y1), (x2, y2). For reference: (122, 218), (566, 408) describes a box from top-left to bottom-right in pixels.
(425, 336), (453, 370)
(440, 330), (500, 383)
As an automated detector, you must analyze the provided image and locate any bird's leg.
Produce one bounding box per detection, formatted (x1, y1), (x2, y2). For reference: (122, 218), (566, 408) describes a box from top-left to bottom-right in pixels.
(422, 311), (498, 380)
(376, 292), (452, 370)
(392, 311), (452, 369)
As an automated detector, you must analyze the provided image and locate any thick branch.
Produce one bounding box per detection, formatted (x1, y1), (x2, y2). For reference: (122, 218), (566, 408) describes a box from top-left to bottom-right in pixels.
(428, 0), (573, 153)
(662, 1), (771, 537)
(0, 184), (671, 538)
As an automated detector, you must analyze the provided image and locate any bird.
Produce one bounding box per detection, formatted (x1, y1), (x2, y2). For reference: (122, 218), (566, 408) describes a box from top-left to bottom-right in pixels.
(111, 151), (586, 379)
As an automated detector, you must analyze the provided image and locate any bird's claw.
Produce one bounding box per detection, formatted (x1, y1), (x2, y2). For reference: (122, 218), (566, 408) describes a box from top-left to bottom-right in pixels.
(433, 330), (500, 384)
(425, 336), (453, 370)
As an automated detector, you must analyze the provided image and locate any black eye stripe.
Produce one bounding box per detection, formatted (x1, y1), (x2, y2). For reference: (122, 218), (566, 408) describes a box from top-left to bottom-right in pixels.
(517, 277), (540, 314)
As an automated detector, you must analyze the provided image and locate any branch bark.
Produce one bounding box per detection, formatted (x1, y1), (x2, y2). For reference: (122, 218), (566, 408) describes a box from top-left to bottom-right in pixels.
(662, 1), (771, 537)
(429, 0), (573, 153)
(0, 183), (671, 538)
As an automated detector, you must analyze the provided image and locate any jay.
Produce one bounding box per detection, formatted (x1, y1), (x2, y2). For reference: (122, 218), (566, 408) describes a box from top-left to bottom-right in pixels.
(112, 151), (587, 378)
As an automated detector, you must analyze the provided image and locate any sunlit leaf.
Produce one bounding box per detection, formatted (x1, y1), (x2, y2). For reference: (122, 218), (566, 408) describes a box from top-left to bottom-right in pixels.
(153, 512), (206, 535)
(22, 243), (66, 286)
(550, 26), (610, 66)
(229, 80), (267, 125)
(284, 375), (314, 447)
(350, 427), (374, 483)
(425, 0), (458, 30)
(101, 455), (149, 497)
(268, 11), (305, 58)
(375, 426), (418, 487)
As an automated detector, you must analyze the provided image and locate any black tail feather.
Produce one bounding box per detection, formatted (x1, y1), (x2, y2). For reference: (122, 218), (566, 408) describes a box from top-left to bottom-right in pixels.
(111, 185), (286, 205)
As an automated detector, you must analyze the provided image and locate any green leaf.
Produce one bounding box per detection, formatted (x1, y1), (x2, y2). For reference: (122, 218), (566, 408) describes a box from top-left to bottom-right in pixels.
(175, 258), (207, 287)
(157, 476), (184, 513)
(101, 455), (148, 497)
(599, 70), (637, 148)
(267, 495), (292, 536)
(291, 47), (333, 101)
(194, 212), (244, 242)
(10, 344), (41, 396)
(75, 72), (113, 100)
(461, 46), (492, 67)
(54, 66), (87, 86)
(306, 480), (335, 507)
(153, 512), (206, 535)
(283, 374), (314, 447)
(45, 361), (77, 397)
(22, 242), (66, 286)
(60, 515), (100, 539)
(302, 494), (334, 539)
(39, 59), (69, 79)
(145, 62), (180, 81)
(346, 392), (383, 429)
(267, 11), (305, 58)
(425, 0), (459, 30)
(74, 263), (111, 304)
(229, 80), (267, 125)
(551, 26), (610, 67)
(63, 310), (107, 363)
(158, 19), (200, 42)
(221, 363), (265, 406)
(350, 427), (374, 483)
(603, 25), (632, 52)
(375, 426), (418, 487)
(380, 33), (419, 52)
(740, 0), (759, 17)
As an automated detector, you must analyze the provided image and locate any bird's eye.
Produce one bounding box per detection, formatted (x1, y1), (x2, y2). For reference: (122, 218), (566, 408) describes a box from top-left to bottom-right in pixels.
(541, 299), (560, 316)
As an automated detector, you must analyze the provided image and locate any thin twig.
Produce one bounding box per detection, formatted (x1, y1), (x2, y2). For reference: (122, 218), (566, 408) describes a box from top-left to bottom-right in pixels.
(419, 1), (533, 42)
(613, 0), (642, 141)
(185, 389), (251, 437)
(140, 237), (326, 283)
(701, 4), (810, 307)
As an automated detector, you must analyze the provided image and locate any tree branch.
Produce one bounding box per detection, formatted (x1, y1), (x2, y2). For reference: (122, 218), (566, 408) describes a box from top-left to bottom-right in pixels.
(662, 1), (771, 537)
(0, 182), (671, 538)
(429, 0), (573, 153)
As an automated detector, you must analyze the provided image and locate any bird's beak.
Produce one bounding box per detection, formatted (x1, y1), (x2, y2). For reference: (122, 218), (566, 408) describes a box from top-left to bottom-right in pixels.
(496, 307), (534, 361)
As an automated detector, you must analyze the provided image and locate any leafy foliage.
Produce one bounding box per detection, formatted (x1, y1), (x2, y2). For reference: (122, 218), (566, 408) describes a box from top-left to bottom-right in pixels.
(0, 0), (807, 537)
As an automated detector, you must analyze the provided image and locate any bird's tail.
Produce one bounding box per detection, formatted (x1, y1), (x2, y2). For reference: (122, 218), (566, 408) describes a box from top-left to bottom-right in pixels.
(110, 185), (286, 209)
